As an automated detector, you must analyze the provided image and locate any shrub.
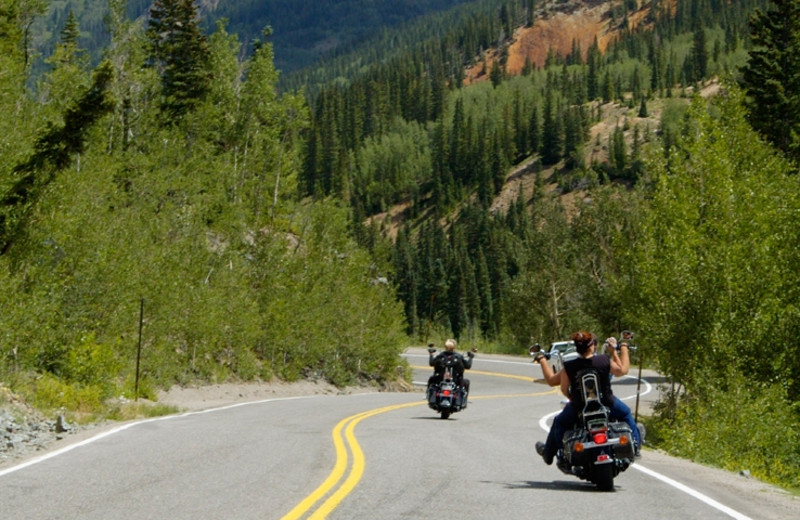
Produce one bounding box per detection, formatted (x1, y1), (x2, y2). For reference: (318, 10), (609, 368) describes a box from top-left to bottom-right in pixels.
(646, 375), (800, 489)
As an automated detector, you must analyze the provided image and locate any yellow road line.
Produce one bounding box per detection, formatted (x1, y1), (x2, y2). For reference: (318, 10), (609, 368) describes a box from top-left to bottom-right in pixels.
(282, 385), (557, 519)
(279, 412), (359, 520)
(410, 364), (542, 383)
(280, 402), (420, 520)
(308, 402), (420, 519)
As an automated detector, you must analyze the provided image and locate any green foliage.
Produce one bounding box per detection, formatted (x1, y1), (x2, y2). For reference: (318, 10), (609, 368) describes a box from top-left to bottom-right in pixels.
(64, 334), (123, 387)
(646, 372), (800, 488)
(351, 119), (432, 213)
(633, 89), (800, 396)
(740, 0), (800, 165)
(31, 373), (106, 413)
(105, 401), (178, 421)
(251, 199), (407, 386)
(628, 89), (800, 488)
(146, 0), (212, 120)
(37, 10), (91, 116)
(0, 6), (409, 423)
(0, 60), (114, 255)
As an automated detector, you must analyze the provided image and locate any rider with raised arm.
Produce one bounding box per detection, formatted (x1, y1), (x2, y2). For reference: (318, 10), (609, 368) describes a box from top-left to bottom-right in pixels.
(534, 331), (641, 465)
(427, 338), (473, 395)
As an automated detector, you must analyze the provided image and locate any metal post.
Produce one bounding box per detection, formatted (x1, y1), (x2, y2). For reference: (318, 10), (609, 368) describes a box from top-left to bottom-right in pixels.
(135, 298), (144, 401)
(634, 347), (644, 424)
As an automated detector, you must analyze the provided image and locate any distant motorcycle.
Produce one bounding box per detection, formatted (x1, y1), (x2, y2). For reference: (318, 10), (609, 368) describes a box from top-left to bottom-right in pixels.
(529, 343), (636, 491)
(426, 349), (469, 419)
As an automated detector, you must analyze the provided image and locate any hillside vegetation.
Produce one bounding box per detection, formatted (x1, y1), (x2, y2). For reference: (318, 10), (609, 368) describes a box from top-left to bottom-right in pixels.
(2, 0), (800, 490)
(292, 0), (800, 488)
(27, 0), (487, 79)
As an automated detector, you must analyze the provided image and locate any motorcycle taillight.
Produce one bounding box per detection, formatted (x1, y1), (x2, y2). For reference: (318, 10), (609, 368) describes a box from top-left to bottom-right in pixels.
(442, 389), (451, 397)
(593, 432), (608, 444)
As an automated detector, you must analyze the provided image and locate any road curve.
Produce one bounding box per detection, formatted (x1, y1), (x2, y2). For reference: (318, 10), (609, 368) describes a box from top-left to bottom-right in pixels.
(0, 349), (797, 520)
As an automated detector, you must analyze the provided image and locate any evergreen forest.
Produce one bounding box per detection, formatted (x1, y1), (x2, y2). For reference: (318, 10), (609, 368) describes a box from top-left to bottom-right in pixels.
(2, 0), (800, 489)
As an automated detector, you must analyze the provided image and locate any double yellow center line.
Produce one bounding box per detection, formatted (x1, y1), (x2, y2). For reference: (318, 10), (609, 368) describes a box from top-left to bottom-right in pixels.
(279, 401), (422, 520)
(281, 366), (555, 519)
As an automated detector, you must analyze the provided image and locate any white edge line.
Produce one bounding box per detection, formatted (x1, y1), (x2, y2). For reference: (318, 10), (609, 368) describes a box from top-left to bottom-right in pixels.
(631, 464), (753, 520)
(0, 394), (317, 478)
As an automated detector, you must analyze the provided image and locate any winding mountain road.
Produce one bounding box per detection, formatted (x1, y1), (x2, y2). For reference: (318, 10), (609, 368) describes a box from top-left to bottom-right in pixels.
(1, 348), (796, 519)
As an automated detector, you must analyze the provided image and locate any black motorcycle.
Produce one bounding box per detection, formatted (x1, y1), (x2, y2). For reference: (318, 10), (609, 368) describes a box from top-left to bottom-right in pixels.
(558, 370), (635, 490)
(426, 351), (468, 419)
(529, 344), (636, 491)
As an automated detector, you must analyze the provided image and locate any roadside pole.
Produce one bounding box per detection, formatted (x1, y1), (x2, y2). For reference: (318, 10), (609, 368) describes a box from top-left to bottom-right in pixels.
(135, 298), (143, 401)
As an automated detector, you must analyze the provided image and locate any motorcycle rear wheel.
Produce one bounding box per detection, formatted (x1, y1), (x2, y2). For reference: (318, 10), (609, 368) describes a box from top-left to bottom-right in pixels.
(594, 463), (614, 491)
(440, 410), (451, 419)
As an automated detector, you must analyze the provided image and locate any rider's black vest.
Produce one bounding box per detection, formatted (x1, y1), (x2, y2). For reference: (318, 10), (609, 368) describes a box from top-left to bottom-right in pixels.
(432, 351), (465, 381)
(564, 355), (615, 408)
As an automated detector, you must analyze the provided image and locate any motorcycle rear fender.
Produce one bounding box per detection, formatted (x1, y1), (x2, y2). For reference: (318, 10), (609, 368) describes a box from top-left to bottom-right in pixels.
(563, 431), (633, 460)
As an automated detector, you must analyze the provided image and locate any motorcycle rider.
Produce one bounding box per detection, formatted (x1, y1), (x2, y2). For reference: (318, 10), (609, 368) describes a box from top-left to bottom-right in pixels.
(534, 331), (641, 465)
(427, 338), (474, 399)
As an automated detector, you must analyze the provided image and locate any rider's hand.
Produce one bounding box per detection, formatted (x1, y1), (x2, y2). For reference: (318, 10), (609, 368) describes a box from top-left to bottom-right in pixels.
(605, 337), (617, 353)
(534, 352), (545, 363)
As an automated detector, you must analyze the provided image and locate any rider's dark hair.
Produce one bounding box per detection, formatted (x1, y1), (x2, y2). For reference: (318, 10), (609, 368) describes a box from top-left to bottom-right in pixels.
(572, 331), (597, 355)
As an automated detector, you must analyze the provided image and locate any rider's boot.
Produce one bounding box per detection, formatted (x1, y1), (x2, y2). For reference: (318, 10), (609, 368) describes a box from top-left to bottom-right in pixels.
(535, 441), (554, 465)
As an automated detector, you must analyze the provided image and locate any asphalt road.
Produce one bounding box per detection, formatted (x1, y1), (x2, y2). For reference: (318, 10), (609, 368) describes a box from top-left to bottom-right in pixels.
(1, 349), (797, 519)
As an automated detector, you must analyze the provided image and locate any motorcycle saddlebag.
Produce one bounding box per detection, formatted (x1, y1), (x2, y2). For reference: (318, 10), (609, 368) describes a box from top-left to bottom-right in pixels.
(609, 421), (635, 459)
(561, 430), (585, 457)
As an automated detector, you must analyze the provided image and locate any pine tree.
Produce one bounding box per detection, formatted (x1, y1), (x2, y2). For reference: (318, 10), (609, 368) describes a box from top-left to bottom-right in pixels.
(430, 117), (451, 207)
(649, 40), (664, 92)
(563, 106), (583, 168)
(740, 0), (800, 164)
(392, 226), (419, 334)
(610, 125), (627, 176)
(146, 0), (212, 120)
(528, 103), (540, 156)
(541, 90), (562, 165)
(37, 10), (90, 114)
(688, 27), (708, 83)
(513, 89), (528, 160)
(586, 38), (601, 100)
(1, 61), (114, 254)
(490, 60), (504, 87)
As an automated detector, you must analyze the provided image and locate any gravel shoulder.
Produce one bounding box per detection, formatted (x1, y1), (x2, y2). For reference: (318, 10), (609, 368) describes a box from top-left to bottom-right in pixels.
(0, 379), (375, 470)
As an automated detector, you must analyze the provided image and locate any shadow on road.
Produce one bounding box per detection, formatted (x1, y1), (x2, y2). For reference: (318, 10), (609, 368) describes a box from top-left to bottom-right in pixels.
(503, 480), (605, 492)
(409, 415), (464, 421)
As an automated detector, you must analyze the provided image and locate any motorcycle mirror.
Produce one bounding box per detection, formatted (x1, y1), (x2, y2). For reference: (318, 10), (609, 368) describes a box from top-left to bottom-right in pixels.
(621, 330), (634, 341)
(528, 343), (542, 356)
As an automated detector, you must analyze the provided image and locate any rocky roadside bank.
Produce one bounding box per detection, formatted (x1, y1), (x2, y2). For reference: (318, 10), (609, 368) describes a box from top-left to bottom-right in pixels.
(0, 386), (95, 468)
(0, 379), (395, 469)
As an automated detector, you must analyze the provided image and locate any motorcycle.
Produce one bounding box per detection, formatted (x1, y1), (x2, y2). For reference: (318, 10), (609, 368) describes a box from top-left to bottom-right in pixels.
(426, 347), (469, 419)
(529, 343), (636, 491)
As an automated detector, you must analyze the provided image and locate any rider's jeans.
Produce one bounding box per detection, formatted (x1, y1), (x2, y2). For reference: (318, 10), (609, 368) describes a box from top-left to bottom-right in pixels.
(610, 398), (641, 448)
(543, 398), (641, 458)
